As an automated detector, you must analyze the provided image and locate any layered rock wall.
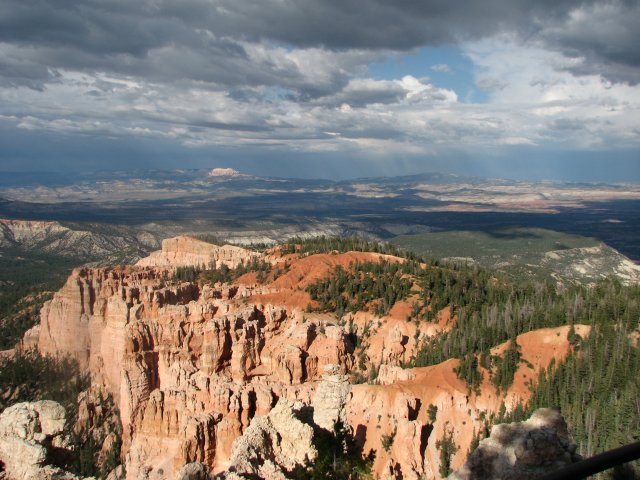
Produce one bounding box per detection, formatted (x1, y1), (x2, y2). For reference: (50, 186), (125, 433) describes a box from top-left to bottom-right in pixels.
(135, 236), (263, 269)
(31, 239), (586, 480)
(36, 261), (354, 478)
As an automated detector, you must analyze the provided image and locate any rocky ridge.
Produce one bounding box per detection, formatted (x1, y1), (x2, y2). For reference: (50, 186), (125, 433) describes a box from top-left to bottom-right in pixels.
(26, 237), (587, 479)
(0, 401), (88, 480)
(0, 219), (153, 264)
(543, 244), (640, 284)
(224, 399), (316, 478)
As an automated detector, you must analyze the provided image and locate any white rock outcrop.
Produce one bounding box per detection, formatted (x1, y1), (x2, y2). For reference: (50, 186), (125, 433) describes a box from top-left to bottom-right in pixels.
(0, 401), (90, 480)
(312, 364), (352, 432)
(207, 168), (244, 177)
(136, 236), (262, 269)
(448, 408), (581, 480)
(175, 462), (210, 480)
(226, 399), (317, 479)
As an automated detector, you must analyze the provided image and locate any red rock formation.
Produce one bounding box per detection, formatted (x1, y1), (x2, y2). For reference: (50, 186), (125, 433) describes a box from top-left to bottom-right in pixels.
(345, 325), (590, 480)
(37, 252), (354, 478)
(32, 238), (587, 479)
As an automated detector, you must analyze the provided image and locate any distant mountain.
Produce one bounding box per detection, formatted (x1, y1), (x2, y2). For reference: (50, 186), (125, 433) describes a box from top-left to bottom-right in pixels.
(0, 169), (638, 262)
(345, 171), (473, 185)
(0, 219), (154, 264)
(207, 167), (247, 177)
(391, 228), (640, 285)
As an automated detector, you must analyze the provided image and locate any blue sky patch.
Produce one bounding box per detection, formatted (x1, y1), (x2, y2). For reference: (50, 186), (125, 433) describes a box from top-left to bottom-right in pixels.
(368, 46), (489, 103)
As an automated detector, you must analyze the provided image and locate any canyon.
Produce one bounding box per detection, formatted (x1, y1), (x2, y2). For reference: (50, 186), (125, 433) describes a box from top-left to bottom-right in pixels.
(22, 236), (587, 479)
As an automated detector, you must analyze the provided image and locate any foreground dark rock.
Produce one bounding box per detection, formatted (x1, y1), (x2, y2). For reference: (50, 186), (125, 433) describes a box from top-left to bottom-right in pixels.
(448, 408), (581, 480)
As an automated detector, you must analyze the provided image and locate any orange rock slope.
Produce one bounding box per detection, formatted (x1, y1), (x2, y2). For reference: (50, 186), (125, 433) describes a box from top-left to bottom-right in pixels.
(30, 237), (587, 480)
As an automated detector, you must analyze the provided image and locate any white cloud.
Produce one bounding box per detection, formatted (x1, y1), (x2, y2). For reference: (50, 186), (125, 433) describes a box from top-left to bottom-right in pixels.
(431, 63), (451, 73)
(1, 34), (639, 162)
(464, 34), (640, 149)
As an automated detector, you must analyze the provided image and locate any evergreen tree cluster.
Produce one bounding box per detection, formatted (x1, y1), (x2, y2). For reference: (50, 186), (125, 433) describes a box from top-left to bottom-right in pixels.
(172, 258), (273, 285)
(294, 422), (374, 479)
(0, 291), (52, 350)
(297, 242), (640, 477)
(281, 235), (414, 259)
(408, 275), (613, 386)
(490, 338), (522, 393)
(0, 249), (81, 349)
(173, 265), (200, 282)
(461, 279), (640, 479)
(521, 282), (640, 478)
(306, 260), (415, 316)
(454, 353), (483, 393)
(0, 350), (88, 413)
(436, 423), (459, 478)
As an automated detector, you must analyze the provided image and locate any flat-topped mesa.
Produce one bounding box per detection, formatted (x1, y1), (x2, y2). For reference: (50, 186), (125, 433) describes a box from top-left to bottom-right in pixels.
(208, 167), (244, 177)
(135, 235), (263, 269)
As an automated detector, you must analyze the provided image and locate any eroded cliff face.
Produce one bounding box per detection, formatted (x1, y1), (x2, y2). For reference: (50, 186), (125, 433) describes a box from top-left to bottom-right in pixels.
(36, 243), (355, 479)
(135, 236), (262, 270)
(345, 325), (590, 480)
(33, 238), (585, 480)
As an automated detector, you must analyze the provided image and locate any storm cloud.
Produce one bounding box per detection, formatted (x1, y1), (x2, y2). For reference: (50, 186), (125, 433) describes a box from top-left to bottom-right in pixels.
(2, 0), (639, 88)
(0, 0), (639, 179)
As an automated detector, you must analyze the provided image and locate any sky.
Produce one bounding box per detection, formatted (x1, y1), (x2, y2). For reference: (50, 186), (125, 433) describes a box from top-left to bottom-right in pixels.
(0, 0), (639, 181)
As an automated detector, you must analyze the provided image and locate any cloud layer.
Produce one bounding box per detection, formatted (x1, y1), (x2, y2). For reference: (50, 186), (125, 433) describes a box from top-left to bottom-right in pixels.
(0, 0), (639, 177)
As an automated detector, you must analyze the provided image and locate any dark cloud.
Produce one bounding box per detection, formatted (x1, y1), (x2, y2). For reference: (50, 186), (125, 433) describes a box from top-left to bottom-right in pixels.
(2, 0), (637, 91)
(159, 0), (590, 51)
(2, 118), (639, 183)
(310, 79), (407, 108)
(0, 52), (59, 89)
(0, 0), (586, 53)
(0, 1), (179, 56)
(537, 1), (640, 84)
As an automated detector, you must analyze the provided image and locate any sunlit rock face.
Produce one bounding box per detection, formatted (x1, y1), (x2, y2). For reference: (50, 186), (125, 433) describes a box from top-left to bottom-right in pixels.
(135, 236), (262, 270)
(32, 237), (585, 479)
